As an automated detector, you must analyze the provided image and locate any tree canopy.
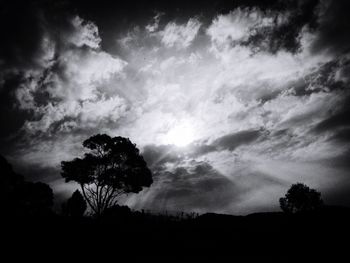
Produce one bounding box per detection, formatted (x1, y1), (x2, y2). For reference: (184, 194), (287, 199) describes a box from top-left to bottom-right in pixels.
(280, 183), (323, 213)
(61, 134), (152, 215)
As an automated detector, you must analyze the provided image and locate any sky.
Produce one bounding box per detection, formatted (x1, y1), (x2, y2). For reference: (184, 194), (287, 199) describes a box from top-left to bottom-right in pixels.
(1, 0), (350, 214)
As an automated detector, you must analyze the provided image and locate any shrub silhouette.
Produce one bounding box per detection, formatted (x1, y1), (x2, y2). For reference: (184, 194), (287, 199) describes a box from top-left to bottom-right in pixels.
(61, 134), (152, 216)
(63, 190), (87, 217)
(101, 204), (132, 221)
(280, 183), (323, 213)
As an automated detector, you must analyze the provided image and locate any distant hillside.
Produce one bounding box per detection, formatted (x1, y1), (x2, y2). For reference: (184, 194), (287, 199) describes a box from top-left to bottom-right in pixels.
(2, 205), (350, 259)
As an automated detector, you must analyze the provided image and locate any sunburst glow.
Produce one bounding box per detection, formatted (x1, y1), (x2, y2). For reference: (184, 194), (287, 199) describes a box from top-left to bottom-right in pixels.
(164, 123), (196, 147)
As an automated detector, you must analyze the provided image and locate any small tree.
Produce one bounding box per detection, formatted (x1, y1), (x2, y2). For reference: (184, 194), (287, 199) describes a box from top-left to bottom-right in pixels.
(279, 183), (323, 213)
(61, 134), (152, 216)
(65, 190), (87, 217)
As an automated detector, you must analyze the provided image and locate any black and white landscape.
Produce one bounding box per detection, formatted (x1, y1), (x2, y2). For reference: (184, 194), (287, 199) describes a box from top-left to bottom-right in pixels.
(1, 0), (350, 259)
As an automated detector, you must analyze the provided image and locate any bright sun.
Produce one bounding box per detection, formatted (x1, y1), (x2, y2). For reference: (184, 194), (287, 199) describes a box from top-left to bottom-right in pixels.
(164, 124), (196, 147)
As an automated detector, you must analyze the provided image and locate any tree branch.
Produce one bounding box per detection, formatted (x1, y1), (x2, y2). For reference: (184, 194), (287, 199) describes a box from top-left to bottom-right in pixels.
(80, 184), (97, 214)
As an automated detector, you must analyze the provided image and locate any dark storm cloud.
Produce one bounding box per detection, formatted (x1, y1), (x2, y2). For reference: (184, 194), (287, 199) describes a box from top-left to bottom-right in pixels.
(313, 108), (350, 133)
(310, 0), (350, 56)
(329, 129), (350, 143)
(312, 95), (350, 133)
(190, 129), (264, 157)
(213, 129), (263, 151)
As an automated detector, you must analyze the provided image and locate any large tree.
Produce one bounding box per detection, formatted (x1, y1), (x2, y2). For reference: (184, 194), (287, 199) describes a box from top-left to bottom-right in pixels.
(279, 183), (323, 214)
(61, 134), (152, 216)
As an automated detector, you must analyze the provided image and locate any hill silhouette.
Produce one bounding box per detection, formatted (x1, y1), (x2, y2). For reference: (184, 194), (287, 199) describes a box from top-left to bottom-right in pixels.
(1, 154), (350, 259)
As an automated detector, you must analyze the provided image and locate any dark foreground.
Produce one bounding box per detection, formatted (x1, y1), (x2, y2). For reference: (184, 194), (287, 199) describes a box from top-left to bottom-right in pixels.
(2, 206), (350, 260)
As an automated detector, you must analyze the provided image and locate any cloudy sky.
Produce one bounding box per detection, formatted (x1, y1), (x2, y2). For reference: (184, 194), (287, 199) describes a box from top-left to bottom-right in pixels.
(1, 0), (350, 214)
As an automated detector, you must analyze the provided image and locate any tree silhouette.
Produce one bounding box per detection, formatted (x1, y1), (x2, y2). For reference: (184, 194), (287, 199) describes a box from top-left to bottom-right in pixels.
(1, 155), (53, 216)
(279, 183), (323, 213)
(61, 134), (152, 216)
(64, 190), (87, 217)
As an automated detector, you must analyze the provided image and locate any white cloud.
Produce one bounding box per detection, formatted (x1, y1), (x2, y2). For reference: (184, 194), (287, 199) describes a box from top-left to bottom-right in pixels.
(145, 13), (163, 33)
(15, 16), (128, 134)
(70, 16), (101, 49)
(160, 18), (201, 48)
(206, 8), (275, 52)
(79, 96), (127, 125)
(49, 49), (126, 101)
(23, 95), (128, 134)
